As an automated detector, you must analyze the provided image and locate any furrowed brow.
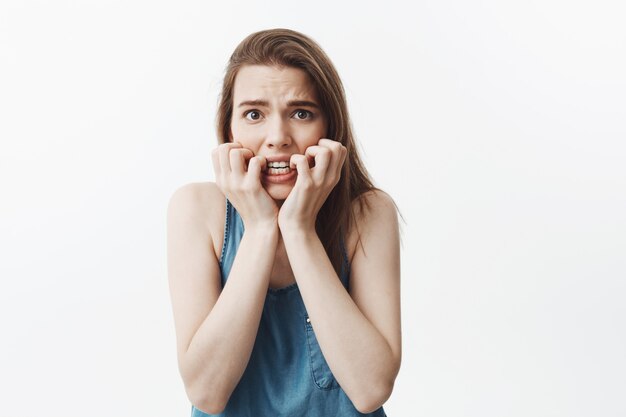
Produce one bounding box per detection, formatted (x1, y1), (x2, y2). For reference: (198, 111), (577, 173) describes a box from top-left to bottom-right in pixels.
(238, 99), (269, 108)
(237, 99), (320, 109)
(286, 100), (319, 109)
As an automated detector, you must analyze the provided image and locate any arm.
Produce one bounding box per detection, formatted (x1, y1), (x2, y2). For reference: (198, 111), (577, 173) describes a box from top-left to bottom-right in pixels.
(167, 182), (279, 414)
(281, 190), (402, 413)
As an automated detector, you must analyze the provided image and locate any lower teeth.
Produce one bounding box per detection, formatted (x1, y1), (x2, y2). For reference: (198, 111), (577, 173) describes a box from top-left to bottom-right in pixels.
(267, 167), (290, 175)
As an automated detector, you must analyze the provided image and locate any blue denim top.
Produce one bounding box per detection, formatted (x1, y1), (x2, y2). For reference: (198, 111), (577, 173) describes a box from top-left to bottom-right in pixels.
(191, 199), (387, 417)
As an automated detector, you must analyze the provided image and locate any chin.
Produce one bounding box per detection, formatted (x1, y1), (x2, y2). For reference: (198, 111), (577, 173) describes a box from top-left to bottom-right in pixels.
(265, 184), (293, 201)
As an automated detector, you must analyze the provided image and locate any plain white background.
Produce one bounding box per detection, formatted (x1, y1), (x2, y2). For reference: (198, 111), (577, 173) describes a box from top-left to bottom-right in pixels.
(1, 1), (625, 416)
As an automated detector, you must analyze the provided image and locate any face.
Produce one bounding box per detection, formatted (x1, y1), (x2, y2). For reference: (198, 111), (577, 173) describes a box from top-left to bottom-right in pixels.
(230, 64), (328, 201)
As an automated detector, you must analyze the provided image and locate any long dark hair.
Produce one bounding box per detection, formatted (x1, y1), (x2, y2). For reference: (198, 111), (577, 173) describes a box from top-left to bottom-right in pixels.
(216, 28), (379, 275)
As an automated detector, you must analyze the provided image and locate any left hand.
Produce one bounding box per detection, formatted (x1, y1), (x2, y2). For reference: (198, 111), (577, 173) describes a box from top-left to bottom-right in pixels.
(278, 138), (348, 233)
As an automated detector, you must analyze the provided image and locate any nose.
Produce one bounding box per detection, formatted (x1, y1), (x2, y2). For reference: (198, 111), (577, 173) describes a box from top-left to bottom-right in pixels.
(263, 115), (292, 149)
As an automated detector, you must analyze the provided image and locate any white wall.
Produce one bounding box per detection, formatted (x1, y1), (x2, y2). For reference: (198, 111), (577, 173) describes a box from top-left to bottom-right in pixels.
(1, 1), (624, 416)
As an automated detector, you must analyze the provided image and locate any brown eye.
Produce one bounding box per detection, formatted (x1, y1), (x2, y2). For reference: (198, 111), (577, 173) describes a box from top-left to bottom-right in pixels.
(294, 110), (313, 120)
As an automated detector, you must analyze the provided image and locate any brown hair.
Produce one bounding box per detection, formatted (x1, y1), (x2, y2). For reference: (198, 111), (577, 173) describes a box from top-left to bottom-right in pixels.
(216, 28), (378, 276)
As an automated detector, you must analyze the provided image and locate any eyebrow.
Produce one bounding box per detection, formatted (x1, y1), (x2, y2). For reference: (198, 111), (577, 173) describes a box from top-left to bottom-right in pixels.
(237, 99), (320, 109)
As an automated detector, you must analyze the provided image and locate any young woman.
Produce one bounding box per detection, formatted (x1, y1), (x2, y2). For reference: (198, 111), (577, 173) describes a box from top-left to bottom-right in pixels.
(167, 28), (401, 416)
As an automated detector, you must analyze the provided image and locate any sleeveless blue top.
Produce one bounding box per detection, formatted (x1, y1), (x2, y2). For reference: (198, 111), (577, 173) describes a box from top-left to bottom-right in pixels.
(191, 199), (387, 417)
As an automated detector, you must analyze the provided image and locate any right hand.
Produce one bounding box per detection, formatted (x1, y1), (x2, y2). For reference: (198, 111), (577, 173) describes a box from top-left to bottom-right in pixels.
(211, 142), (278, 228)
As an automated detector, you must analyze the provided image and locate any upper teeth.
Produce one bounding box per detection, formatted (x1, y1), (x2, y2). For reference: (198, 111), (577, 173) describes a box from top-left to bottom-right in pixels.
(267, 161), (289, 168)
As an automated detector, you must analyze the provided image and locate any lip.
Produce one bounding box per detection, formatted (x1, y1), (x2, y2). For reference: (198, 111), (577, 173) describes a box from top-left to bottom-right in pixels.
(261, 168), (297, 184)
(263, 154), (293, 163)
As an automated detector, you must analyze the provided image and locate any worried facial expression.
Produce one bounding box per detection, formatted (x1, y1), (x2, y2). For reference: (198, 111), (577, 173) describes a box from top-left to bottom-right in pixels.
(230, 65), (328, 201)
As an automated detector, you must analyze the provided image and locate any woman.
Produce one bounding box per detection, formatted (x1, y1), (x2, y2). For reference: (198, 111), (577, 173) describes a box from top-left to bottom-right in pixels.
(167, 28), (401, 416)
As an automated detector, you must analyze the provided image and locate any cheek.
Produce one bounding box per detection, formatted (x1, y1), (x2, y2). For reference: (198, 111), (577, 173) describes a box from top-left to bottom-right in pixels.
(230, 123), (259, 149)
(295, 127), (326, 149)
(230, 120), (243, 138)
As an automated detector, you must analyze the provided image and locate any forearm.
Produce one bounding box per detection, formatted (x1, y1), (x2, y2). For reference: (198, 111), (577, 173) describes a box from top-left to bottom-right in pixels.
(282, 228), (397, 410)
(183, 224), (278, 411)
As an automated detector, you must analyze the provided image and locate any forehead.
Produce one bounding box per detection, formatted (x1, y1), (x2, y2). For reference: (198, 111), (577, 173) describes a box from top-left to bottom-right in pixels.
(233, 65), (318, 102)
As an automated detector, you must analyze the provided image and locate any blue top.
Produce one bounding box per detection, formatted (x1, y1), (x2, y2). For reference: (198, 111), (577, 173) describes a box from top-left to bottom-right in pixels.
(191, 199), (387, 417)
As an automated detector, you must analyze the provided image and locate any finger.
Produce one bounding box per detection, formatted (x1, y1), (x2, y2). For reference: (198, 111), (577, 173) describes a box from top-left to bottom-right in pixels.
(334, 145), (348, 179)
(290, 154), (312, 185)
(230, 148), (254, 173)
(213, 143), (241, 178)
(247, 155), (266, 178)
(319, 139), (346, 179)
(318, 137), (344, 151)
(219, 142), (242, 172)
(305, 145), (332, 180)
(318, 138), (345, 156)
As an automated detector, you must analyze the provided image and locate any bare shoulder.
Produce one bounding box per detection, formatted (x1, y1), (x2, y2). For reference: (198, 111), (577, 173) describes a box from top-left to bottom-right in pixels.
(346, 189), (400, 262)
(167, 181), (226, 259)
(353, 189), (398, 220)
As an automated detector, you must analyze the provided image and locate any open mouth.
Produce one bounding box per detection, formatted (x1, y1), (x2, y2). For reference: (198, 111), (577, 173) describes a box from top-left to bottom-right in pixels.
(266, 161), (291, 175)
(262, 160), (296, 184)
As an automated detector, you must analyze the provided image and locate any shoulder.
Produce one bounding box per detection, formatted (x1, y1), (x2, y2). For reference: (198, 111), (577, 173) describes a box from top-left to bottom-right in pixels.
(351, 189), (398, 222)
(346, 189), (400, 262)
(167, 182), (226, 258)
(168, 181), (223, 211)
(167, 181), (225, 226)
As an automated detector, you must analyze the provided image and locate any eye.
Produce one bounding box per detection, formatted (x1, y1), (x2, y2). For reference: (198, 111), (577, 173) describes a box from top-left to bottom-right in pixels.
(244, 110), (262, 121)
(294, 110), (314, 120)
